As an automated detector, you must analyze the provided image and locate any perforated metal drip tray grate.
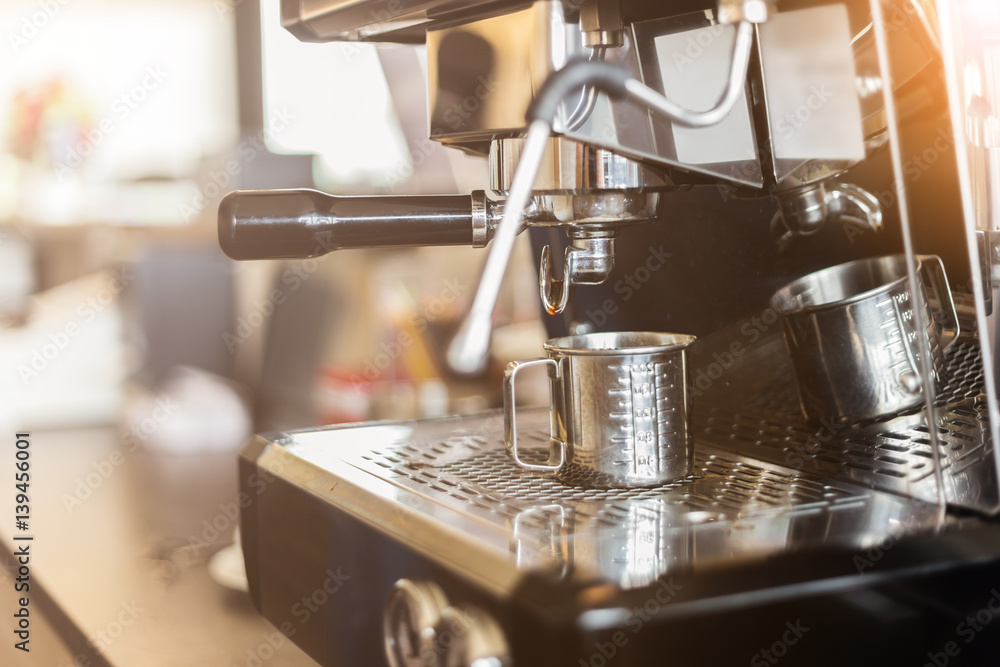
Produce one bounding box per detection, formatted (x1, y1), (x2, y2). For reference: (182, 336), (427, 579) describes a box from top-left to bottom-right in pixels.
(694, 328), (998, 512)
(282, 410), (942, 590)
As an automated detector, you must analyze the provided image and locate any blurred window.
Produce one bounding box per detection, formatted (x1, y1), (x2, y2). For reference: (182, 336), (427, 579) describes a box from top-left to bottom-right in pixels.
(259, 0), (411, 189)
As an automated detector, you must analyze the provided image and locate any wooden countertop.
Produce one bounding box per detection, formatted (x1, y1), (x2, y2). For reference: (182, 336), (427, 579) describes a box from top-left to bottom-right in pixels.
(0, 427), (316, 666)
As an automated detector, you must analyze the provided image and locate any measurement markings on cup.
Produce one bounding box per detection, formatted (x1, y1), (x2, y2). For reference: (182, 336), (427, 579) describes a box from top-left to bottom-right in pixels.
(631, 362), (659, 475)
(655, 359), (681, 470)
(606, 371), (637, 473)
(879, 292), (916, 349)
(609, 364), (654, 475)
(609, 362), (676, 476)
(878, 291), (921, 397)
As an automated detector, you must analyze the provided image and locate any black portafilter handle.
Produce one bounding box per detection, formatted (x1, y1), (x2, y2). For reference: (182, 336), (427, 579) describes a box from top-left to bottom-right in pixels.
(218, 189), (492, 260)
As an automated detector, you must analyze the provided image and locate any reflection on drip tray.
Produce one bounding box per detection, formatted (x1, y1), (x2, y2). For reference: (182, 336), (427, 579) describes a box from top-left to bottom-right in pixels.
(459, 446), (938, 589)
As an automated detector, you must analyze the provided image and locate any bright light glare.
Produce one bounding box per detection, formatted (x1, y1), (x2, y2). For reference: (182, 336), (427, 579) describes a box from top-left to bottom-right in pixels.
(259, 0), (411, 188)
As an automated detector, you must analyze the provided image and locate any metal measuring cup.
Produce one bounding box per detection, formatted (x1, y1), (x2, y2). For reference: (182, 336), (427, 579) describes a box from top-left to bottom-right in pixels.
(503, 331), (696, 488)
(770, 254), (960, 423)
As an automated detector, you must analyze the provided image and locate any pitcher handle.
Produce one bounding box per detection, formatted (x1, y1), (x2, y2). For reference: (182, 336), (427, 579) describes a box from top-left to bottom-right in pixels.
(919, 254), (961, 351)
(504, 358), (566, 472)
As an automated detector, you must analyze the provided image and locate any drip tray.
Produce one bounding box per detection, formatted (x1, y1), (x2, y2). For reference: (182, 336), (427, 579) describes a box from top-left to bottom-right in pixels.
(278, 410), (943, 590)
(695, 331), (997, 512)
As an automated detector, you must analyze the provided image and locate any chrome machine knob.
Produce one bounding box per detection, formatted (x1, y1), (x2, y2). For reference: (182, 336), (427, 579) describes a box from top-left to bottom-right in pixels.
(384, 579), (449, 667)
(436, 605), (511, 667)
(383, 579), (511, 667)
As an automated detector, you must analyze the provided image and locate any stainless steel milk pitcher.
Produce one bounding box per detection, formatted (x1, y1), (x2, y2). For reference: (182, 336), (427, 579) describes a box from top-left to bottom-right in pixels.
(504, 332), (696, 487)
(771, 255), (960, 423)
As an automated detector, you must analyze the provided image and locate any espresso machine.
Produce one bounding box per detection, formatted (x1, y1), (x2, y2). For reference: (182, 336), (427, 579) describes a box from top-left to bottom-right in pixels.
(220, 0), (1000, 664)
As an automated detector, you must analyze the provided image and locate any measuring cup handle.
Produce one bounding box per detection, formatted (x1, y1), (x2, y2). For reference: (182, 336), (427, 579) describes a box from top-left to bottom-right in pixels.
(919, 254), (961, 351)
(504, 358), (566, 472)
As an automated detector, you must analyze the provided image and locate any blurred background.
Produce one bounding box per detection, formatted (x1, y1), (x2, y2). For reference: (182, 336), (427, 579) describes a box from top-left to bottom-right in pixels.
(0, 1), (545, 664)
(0, 0), (547, 437)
